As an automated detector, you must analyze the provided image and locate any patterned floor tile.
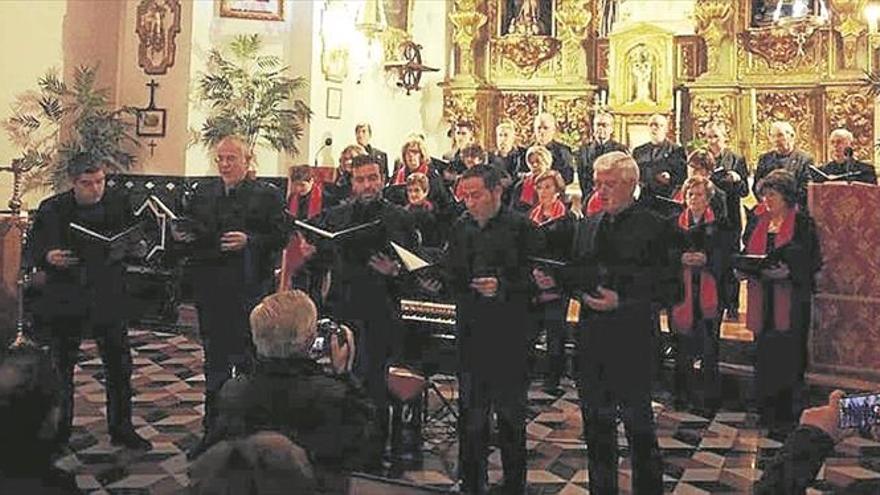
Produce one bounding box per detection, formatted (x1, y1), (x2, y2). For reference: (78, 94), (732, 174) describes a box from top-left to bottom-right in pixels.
(51, 328), (880, 494)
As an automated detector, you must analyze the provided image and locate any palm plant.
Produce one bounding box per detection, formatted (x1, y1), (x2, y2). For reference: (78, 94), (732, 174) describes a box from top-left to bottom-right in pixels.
(196, 34), (311, 156)
(2, 65), (138, 192)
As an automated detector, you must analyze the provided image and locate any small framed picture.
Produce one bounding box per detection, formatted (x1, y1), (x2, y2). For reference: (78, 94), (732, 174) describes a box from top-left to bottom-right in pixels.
(219, 0), (284, 21)
(136, 108), (167, 137)
(326, 87), (342, 120)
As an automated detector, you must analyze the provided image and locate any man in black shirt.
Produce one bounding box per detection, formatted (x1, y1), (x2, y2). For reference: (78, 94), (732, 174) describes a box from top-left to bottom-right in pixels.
(562, 151), (680, 495)
(754, 121), (814, 208)
(815, 128), (877, 185)
(355, 123), (389, 178)
(489, 119), (527, 179)
(632, 113), (686, 215)
(444, 164), (543, 494)
(577, 111), (628, 201)
(704, 121), (750, 320)
(180, 136), (286, 455)
(533, 112), (575, 184)
(29, 153), (150, 450)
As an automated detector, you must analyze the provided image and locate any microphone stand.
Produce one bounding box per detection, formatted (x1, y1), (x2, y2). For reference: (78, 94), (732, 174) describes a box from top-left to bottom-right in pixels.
(0, 159), (38, 349)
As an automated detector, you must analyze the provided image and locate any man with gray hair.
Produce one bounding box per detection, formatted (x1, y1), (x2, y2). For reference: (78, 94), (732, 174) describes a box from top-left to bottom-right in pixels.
(533, 112), (575, 184)
(632, 114), (687, 216)
(577, 111), (629, 201)
(754, 121), (814, 207)
(561, 151), (681, 494)
(814, 128), (877, 184)
(195, 290), (380, 491)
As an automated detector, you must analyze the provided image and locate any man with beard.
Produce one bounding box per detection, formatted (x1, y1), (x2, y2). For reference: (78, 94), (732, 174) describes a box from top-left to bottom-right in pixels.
(577, 112), (628, 202)
(632, 114), (686, 217)
(309, 154), (417, 453)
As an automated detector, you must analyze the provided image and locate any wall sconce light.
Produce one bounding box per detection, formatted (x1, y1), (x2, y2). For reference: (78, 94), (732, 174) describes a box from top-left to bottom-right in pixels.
(385, 41), (439, 95)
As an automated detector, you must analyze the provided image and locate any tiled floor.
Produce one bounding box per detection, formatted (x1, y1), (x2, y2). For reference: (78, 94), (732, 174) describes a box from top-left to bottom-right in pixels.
(53, 328), (880, 494)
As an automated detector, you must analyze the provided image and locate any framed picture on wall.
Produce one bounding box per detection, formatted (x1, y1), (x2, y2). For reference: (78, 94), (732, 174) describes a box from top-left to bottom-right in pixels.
(219, 0), (284, 21)
(326, 87), (342, 120)
(136, 108), (167, 137)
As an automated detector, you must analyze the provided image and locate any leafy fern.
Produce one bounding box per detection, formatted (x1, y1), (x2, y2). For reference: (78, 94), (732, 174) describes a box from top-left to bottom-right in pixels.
(2, 65), (138, 192)
(196, 34), (311, 157)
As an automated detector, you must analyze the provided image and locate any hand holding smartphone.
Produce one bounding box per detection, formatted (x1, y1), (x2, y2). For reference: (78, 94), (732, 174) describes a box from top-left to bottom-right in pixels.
(839, 392), (880, 432)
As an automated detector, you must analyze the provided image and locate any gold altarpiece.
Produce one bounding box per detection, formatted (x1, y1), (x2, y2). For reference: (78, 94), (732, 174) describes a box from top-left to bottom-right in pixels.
(442, 0), (876, 167)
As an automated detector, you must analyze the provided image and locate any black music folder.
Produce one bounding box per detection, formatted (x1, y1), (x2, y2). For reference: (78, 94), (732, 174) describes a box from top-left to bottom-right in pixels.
(69, 222), (143, 263)
(731, 254), (774, 276)
(292, 218), (382, 240)
(810, 166), (862, 182)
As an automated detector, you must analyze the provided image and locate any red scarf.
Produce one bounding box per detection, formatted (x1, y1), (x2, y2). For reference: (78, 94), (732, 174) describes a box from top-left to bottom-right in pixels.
(744, 207), (796, 335)
(393, 162), (428, 185)
(585, 191), (603, 216)
(672, 188), (684, 204)
(287, 184), (323, 220)
(671, 207), (719, 332)
(529, 199), (566, 225)
(518, 175), (537, 206)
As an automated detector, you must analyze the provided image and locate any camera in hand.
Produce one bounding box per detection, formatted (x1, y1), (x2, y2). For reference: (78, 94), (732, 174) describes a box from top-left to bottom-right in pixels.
(839, 392), (880, 431)
(308, 317), (345, 361)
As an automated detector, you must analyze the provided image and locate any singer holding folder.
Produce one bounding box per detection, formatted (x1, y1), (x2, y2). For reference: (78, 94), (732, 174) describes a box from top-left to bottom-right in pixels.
(813, 128), (877, 185)
(305, 153), (417, 453)
(179, 135), (286, 458)
(30, 152), (151, 451)
(560, 152), (680, 495)
(741, 169), (822, 440)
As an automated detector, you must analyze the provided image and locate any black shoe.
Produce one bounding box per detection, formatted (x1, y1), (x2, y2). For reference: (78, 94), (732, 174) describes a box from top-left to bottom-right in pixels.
(110, 428), (152, 451)
(725, 308), (740, 321)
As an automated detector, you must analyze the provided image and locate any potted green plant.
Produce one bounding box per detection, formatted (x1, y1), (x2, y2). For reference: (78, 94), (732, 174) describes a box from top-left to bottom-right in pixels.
(3, 65), (139, 193)
(196, 34), (311, 157)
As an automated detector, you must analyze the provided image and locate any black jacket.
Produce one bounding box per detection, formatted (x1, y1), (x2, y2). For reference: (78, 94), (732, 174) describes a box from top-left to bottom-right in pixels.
(710, 148), (750, 240)
(816, 159), (877, 185)
(632, 140), (687, 199)
(562, 202), (681, 392)
(544, 140), (575, 184)
(577, 139), (629, 199)
(754, 149), (814, 207)
(488, 146), (527, 179)
(444, 208), (544, 380)
(206, 356), (380, 488)
(29, 189), (134, 326)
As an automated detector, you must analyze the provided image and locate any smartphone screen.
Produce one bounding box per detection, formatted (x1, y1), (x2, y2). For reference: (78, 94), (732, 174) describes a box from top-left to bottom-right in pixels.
(839, 392), (880, 429)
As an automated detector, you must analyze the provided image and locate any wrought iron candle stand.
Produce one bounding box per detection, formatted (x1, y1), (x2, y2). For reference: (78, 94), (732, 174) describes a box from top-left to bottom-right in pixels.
(0, 159), (38, 349)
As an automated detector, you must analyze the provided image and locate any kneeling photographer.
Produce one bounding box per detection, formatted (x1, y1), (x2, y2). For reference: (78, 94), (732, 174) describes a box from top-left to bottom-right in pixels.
(756, 390), (880, 494)
(192, 290), (381, 492)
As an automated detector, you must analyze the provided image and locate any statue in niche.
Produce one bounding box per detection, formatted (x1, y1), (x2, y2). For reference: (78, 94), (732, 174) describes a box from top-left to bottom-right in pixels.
(630, 46), (654, 103)
(750, 0), (828, 27)
(504, 0), (553, 36)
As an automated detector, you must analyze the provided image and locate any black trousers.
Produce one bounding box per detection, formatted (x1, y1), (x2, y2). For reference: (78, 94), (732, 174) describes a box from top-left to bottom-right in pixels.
(458, 368), (527, 494)
(50, 321), (133, 443)
(755, 328), (805, 431)
(584, 387), (663, 495)
(673, 318), (721, 409)
(540, 299), (569, 385)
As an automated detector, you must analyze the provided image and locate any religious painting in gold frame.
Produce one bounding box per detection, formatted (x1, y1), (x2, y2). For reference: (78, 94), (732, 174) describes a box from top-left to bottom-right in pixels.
(498, 0), (556, 37)
(219, 0), (284, 21)
(136, 0), (182, 75)
(748, 0), (827, 28)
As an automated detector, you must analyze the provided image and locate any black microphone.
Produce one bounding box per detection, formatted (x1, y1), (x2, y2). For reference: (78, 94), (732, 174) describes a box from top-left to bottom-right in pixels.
(314, 137), (333, 167)
(844, 146), (855, 174)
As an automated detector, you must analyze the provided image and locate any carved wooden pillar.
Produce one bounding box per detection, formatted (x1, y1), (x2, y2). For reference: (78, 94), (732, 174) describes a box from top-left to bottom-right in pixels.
(555, 0), (592, 84)
(828, 0), (867, 70)
(449, 0), (486, 82)
(694, 0), (732, 77)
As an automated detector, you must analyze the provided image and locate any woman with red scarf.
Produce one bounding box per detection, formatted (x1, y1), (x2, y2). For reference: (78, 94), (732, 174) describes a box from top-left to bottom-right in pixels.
(670, 176), (726, 414)
(387, 137), (450, 216)
(279, 166), (326, 293)
(529, 169), (575, 392)
(511, 145), (551, 213)
(740, 169), (821, 440)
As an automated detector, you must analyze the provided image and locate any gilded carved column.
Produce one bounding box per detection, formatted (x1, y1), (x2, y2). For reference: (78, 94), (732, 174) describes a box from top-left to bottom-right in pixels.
(449, 0), (486, 82)
(694, 0), (732, 76)
(556, 0), (592, 83)
(828, 0), (867, 70)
